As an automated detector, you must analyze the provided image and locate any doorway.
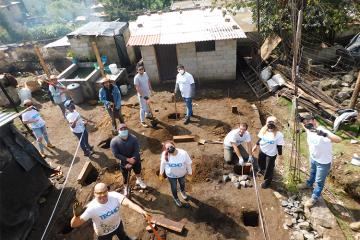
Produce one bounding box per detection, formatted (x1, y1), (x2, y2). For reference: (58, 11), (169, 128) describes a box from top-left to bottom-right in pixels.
(154, 44), (178, 81)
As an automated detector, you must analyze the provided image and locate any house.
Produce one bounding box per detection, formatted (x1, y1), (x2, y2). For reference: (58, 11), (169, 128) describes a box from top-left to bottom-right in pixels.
(127, 9), (247, 83)
(66, 21), (137, 68)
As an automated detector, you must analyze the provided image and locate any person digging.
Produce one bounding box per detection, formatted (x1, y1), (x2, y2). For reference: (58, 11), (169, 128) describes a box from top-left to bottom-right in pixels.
(110, 123), (147, 196)
(71, 182), (150, 240)
(159, 140), (193, 208)
(297, 114), (342, 208)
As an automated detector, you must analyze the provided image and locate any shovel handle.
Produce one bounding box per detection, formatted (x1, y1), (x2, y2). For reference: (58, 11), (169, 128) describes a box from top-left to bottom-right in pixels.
(146, 216), (163, 240)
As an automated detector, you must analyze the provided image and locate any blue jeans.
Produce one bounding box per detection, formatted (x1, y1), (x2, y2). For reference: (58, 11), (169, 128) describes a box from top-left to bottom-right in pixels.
(32, 125), (50, 152)
(168, 176), (186, 200)
(183, 97), (193, 118)
(73, 129), (91, 155)
(306, 159), (331, 200)
(138, 96), (150, 122)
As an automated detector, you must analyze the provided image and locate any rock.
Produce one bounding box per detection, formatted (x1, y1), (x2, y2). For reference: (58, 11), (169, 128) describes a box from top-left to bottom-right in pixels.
(335, 91), (351, 102)
(293, 213), (299, 219)
(239, 175), (248, 181)
(341, 82), (350, 87)
(330, 79), (342, 88)
(233, 181), (241, 189)
(292, 231), (304, 240)
(294, 207), (304, 213)
(341, 87), (354, 95)
(231, 175), (238, 183)
(324, 89), (339, 97)
(304, 233), (315, 240)
(281, 200), (288, 207)
(298, 221), (311, 231)
(341, 99), (351, 107)
(350, 221), (360, 231)
(222, 175), (230, 182)
(239, 181), (246, 187)
(342, 74), (354, 83)
(273, 191), (283, 200)
(286, 218), (293, 227)
(298, 218), (304, 223)
(292, 218), (298, 224)
(319, 78), (336, 91)
(228, 173), (235, 179)
(351, 140), (359, 144)
(245, 180), (252, 187)
(309, 204), (338, 229)
(288, 202), (294, 208)
(283, 223), (289, 230)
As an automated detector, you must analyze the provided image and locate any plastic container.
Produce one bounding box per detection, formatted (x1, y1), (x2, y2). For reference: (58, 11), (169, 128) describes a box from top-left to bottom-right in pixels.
(119, 85), (128, 95)
(260, 66), (272, 81)
(351, 154), (360, 166)
(109, 64), (119, 75)
(19, 87), (32, 105)
(266, 78), (279, 92)
(272, 74), (285, 86)
(66, 83), (84, 104)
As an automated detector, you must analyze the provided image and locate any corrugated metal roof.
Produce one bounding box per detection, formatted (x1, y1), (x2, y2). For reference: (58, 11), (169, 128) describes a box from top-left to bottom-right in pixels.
(44, 36), (70, 49)
(127, 9), (246, 46)
(0, 108), (28, 127)
(67, 21), (128, 37)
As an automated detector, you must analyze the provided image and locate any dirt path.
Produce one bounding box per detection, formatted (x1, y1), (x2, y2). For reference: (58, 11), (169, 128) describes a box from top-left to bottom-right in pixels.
(27, 82), (289, 240)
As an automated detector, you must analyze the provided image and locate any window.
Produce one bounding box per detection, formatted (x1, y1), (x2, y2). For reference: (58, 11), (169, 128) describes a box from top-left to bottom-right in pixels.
(195, 41), (215, 52)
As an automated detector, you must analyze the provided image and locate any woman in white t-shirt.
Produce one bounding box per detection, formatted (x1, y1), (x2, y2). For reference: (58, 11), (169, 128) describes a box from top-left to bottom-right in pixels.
(252, 116), (284, 189)
(159, 140), (192, 207)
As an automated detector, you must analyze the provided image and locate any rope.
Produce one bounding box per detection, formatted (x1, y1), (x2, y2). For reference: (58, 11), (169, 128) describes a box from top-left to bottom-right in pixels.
(40, 131), (84, 240)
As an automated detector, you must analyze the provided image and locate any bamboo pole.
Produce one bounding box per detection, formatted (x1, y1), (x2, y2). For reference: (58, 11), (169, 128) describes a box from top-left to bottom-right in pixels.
(349, 72), (360, 109)
(91, 42), (106, 78)
(34, 46), (50, 78)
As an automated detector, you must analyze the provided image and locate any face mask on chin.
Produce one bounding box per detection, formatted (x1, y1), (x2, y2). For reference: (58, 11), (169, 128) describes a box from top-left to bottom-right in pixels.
(118, 130), (128, 139)
(304, 123), (315, 130)
(167, 145), (176, 153)
(178, 69), (185, 75)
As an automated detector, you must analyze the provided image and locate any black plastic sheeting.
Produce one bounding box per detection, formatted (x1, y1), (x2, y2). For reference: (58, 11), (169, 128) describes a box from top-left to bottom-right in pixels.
(0, 123), (56, 240)
(346, 32), (360, 65)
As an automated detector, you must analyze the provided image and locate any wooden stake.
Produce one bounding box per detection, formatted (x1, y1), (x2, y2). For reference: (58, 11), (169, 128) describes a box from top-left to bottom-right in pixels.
(34, 46), (50, 78)
(349, 72), (360, 109)
(91, 42), (105, 78)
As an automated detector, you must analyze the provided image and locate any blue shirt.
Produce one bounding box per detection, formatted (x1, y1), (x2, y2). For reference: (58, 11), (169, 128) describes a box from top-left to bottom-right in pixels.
(99, 85), (121, 109)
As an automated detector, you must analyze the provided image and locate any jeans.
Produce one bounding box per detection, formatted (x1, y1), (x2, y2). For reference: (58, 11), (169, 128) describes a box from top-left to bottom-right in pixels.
(120, 161), (142, 184)
(73, 129), (91, 155)
(97, 222), (130, 240)
(224, 145), (250, 163)
(32, 125), (50, 152)
(183, 97), (193, 118)
(168, 176), (186, 200)
(56, 101), (66, 118)
(306, 159), (331, 200)
(106, 107), (124, 130)
(258, 150), (277, 185)
(138, 96), (150, 122)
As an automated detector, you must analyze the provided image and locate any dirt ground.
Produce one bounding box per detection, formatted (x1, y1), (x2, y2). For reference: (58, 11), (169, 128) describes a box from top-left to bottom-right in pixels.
(22, 81), (292, 240)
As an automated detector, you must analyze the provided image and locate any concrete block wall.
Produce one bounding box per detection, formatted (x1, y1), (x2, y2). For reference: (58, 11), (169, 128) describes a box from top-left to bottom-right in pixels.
(123, 29), (137, 64)
(140, 46), (160, 83)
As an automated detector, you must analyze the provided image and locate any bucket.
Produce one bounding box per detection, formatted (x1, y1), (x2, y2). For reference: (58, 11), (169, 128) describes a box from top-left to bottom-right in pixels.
(66, 83), (84, 104)
(109, 64), (119, 75)
(272, 74), (285, 86)
(260, 66), (272, 81)
(19, 87), (32, 105)
(119, 85), (128, 95)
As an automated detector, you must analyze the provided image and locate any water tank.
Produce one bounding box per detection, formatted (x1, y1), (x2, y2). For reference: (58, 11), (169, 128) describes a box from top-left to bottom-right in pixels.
(66, 83), (84, 104)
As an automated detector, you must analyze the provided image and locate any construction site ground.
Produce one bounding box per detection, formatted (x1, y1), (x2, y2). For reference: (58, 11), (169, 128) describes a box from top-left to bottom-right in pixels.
(22, 80), (359, 240)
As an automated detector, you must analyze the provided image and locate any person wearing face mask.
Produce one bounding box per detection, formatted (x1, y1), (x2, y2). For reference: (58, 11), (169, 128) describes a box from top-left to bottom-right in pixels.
(134, 65), (153, 128)
(110, 124), (147, 196)
(159, 140), (192, 207)
(99, 78), (124, 134)
(48, 75), (68, 118)
(298, 114), (341, 208)
(71, 182), (150, 240)
(223, 123), (254, 165)
(64, 100), (94, 157)
(173, 64), (195, 125)
(252, 116), (284, 189)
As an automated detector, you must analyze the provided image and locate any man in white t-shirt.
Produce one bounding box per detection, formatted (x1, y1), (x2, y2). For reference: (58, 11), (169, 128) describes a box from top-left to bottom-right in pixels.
(173, 64), (195, 125)
(48, 75), (67, 118)
(298, 114), (342, 208)
(71, 182), (149, 240)
(134, 65), (153, 127)
(64, 100), (93, 157)
(223, 123), (254, 165)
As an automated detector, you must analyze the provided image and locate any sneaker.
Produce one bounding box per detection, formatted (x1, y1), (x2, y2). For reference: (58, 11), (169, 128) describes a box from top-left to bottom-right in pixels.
(136, 178), (147, 189)
(174, 198), (183, 208)
(141, 122), (149, 128)
(47, 143), (55, 148)
(261, 182), (270, 189)
(297, 182), (312, 190)
(183, 117), (190, 125)
(304, 198), (317, 208)
(180, 191), (189, 201)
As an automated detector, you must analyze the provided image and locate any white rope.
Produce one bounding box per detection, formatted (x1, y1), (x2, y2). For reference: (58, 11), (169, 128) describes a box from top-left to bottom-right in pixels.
(40, 131), (84, 240)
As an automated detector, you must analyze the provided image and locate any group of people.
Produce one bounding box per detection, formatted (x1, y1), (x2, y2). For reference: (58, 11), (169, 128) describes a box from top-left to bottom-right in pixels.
(20, 65), (341, 239)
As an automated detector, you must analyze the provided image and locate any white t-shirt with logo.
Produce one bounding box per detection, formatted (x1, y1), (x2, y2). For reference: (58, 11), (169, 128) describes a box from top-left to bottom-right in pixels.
(259, 131), (285, 156)
(134, 72), (150, 97)
(306, 126), (333, 164)
(21, 108), (45, 129)
(160, 148), (192, 178)
(80, 191), (125, 236)
(176, 72), (194, 98)
(224, 129), (251, 148)
(66, 110), (85, 133)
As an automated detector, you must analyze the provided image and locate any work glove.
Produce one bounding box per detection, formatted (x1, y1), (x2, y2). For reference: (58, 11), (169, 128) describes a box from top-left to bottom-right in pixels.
(158, 175), (164, 181)
(316, 130), (328, 137)
(125, 163), (133, 170)
(248, 156), (254, 164)
(238, 157), (244, 166)
(73, 200), (85, 217)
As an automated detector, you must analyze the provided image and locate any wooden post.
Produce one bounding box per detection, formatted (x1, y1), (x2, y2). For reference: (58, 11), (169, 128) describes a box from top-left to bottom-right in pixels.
(349, 72), (360, 109)
(91, 42), (105, 78)
(34, 46), (50, 78)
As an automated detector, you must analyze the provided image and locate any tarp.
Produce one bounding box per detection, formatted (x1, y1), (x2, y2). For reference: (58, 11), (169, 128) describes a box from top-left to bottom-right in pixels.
(346, 32), (360, 64)
(0, 123), (55, 240)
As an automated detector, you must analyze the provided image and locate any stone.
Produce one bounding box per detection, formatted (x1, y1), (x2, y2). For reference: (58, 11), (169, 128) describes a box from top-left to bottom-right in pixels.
(298, 218), (304, 223)
(330, 79), (342, 88)
(309, 204), (337, 229)
(283, 223), (289, 230)
(292, 231), (304, 240)
(319, 78), (336, 91)
(341, 87), (354, 95)
(341, 82), (350, 87)
(222, 175), (230, 182)
(350, 139), (359, 144)
(228, 173), (235, 179)
(304, 233), (315, 240)
(239, 181), (246, 187)
(342, 74), (354, 83)
(239, 175), (248, 181)
(273, 191), (283, 200)
(288, 202), (294, 208)
(292, 218), (298, 224)
(281, 200), (288, 207)
(341, 99), (351, 107)
(350, 221), (360, 231)
(335, 91), (351, 102)
(230, 175), (238, 183)
(233, 181), (241, 189)
(294, 207), (304, 213)
(285, 218), (293, 227)
(245, 180), (252, 187)
(298, 221), (311, 231)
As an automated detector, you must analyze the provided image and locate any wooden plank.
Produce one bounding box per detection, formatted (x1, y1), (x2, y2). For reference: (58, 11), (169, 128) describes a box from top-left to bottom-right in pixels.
(173, 135), (195, 142)
(91, 42), (105, 78)
(150, 215), (184, 233)
(77, 161), (95, 185)
(261, 34), (282, 60)
(34, 46), (50, 77)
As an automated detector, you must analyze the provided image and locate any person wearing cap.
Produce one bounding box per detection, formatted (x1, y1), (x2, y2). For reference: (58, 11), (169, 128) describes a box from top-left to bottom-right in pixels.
(159, 140), (193, 208)
(71, 182), (150, 240)
(223, 123), (254, 165)
(64, 100), (94, 157)
(173, 64), (195, 125)
(298, 114), (341, 208)
(134, 65), (153, 128)
(110, 124), (147, 196)
(252, 116), (284, 189)
(48, 75), (67, 118)
(99, 78), (124, 133)
(21, 99), (54, 157)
